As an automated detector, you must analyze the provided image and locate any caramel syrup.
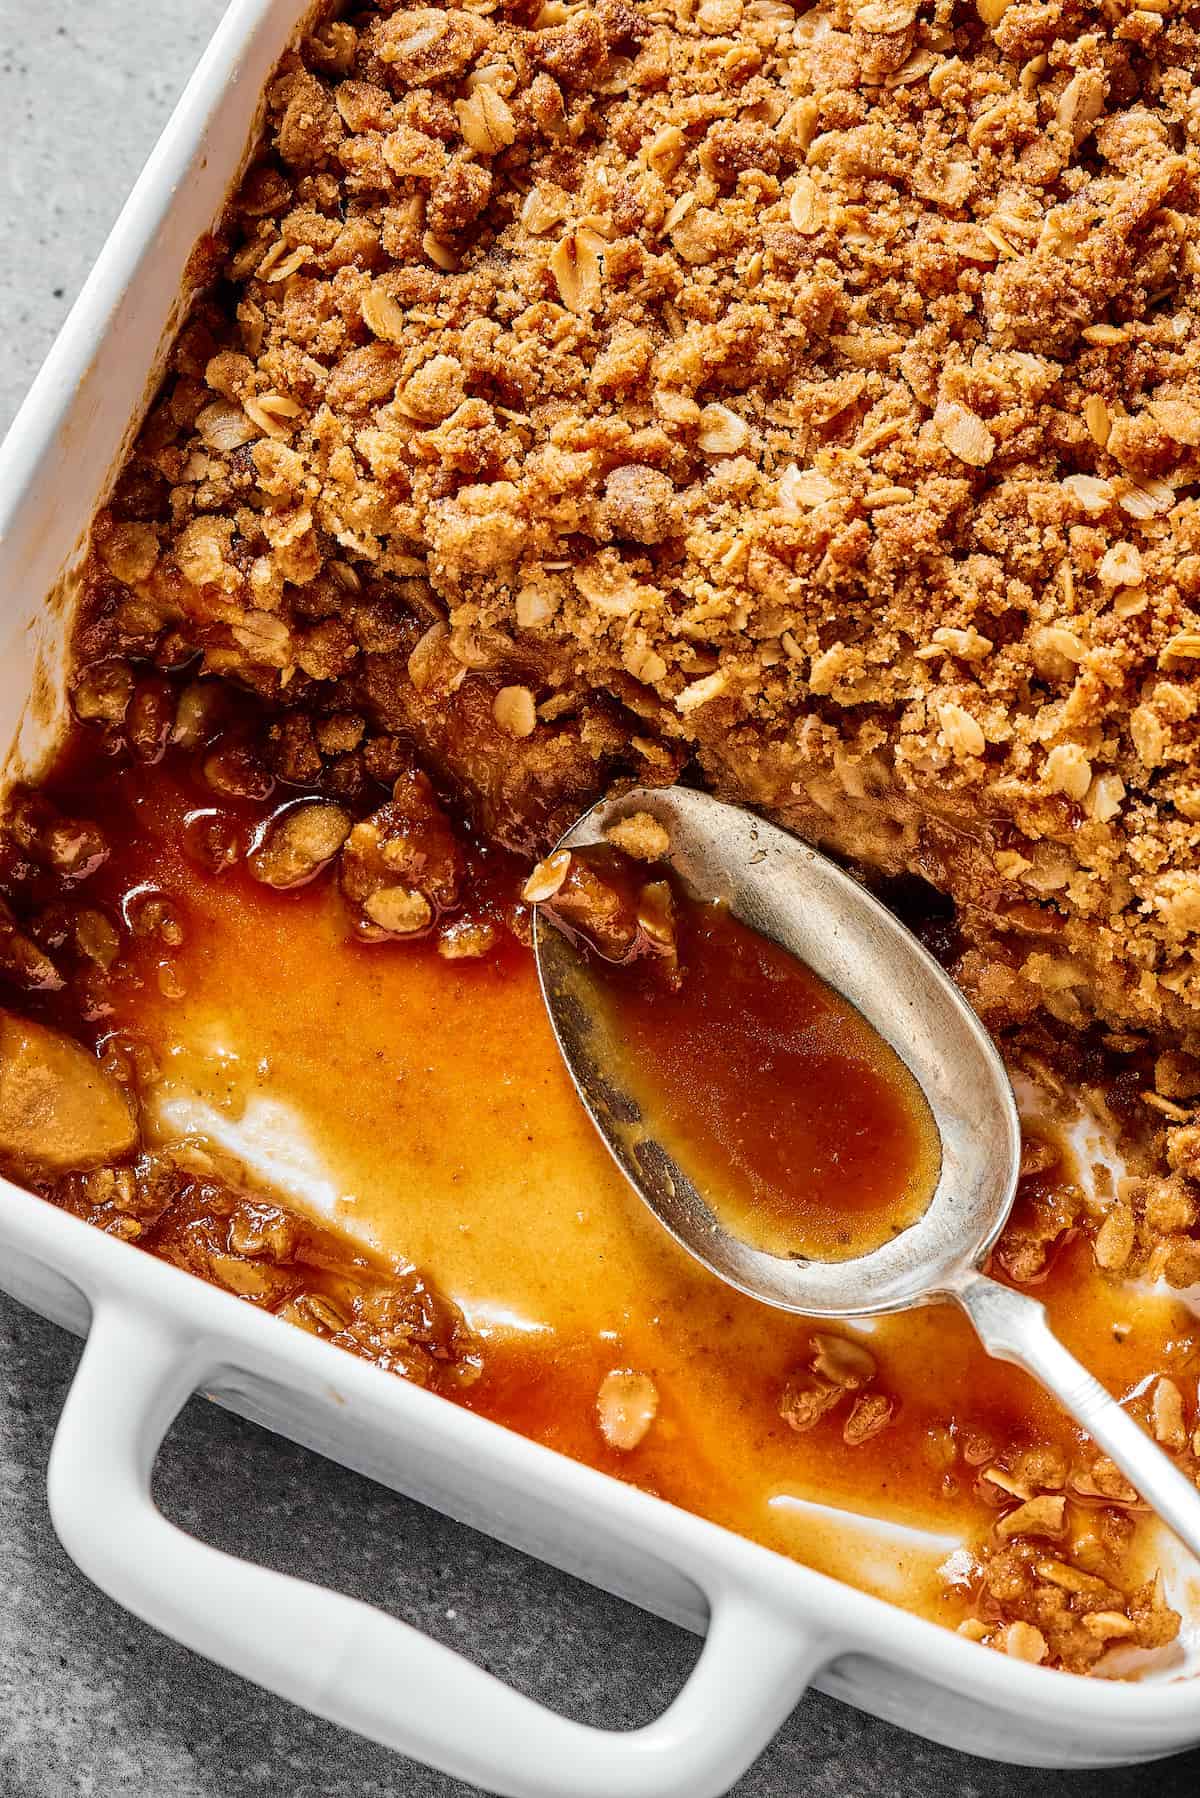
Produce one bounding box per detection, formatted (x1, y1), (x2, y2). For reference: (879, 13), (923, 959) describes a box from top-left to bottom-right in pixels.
(559, 854), (941, 1262)
(11, 743), (1196, 1627)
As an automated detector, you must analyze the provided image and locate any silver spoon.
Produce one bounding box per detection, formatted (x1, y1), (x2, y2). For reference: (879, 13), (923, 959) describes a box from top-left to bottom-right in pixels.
(533, 783), (1200, 1565)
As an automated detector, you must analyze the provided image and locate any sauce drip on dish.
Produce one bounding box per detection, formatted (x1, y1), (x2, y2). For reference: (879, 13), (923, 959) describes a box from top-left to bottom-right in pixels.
(541, 843), (941, 1263)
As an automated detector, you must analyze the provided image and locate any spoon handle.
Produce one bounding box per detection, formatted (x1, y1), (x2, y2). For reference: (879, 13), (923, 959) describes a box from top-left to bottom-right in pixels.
(952, 1270), (1200, 1564)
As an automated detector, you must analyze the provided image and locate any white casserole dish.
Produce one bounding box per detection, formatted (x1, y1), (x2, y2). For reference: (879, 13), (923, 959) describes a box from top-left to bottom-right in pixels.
(2, 2), (1200, 1790)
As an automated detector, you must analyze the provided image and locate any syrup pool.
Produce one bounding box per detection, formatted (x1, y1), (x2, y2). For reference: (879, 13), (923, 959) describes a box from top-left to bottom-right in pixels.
(552, 850), (941, 1263)
(22, 746), (1197, 1628)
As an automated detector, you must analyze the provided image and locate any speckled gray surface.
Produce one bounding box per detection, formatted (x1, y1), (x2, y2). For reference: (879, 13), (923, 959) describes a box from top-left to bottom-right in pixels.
(0, 4), (1199, 1794)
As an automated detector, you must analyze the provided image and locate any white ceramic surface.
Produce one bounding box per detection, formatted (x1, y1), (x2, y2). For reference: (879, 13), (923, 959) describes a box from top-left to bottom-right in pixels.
(2, 2), (1200, 1790)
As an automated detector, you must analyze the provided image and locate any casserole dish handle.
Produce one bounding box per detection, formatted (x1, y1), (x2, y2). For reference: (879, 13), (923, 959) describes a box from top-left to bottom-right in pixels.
(48, 1303), (835, 1798)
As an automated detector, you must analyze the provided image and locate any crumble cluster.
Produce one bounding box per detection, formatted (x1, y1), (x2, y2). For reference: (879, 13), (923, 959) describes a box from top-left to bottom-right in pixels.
(52, 1153), (475, 1386)
(79, 0), (1200, 1039)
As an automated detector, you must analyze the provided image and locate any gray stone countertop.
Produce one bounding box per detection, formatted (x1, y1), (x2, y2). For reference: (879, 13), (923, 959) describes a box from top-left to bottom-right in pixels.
(0, 2), (1198, 1792)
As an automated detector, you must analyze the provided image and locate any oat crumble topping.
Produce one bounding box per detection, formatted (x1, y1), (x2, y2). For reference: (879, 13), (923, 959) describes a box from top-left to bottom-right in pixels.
(78, 0), (1200, 1044)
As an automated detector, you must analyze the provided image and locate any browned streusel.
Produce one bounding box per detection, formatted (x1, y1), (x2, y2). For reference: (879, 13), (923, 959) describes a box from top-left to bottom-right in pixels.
(77, 0), (1200, 1042)
(779, 1314), (1185, 1671)
(964, 1421), (1185, 1670)
(45, 1152), (475, 1386)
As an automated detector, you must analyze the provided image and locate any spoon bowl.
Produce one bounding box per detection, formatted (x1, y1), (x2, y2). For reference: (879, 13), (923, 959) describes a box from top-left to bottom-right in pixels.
(535, 784), (1018, 1316)
(534, 783), (1200, 1566)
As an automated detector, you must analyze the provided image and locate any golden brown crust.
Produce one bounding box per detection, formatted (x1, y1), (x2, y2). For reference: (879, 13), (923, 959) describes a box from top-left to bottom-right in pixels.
(75, 0), (1200, 1039)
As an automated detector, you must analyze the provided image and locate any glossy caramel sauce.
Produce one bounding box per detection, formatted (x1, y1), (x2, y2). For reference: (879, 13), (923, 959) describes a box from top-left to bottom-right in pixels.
(26, 750), (1200, 1625)
(554, 853), (941, 1262)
